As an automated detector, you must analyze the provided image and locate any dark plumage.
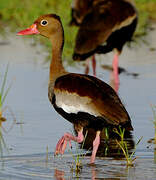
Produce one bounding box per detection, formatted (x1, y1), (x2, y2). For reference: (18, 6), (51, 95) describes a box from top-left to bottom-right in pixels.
(73, 0), (137, 57)
(50, 73), (132, 130)
(18, 13), (133, 164)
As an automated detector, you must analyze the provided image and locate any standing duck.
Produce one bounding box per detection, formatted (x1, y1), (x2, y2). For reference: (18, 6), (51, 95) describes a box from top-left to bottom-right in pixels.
(17, 14), (133, 164)
(71, 0), (138, 91)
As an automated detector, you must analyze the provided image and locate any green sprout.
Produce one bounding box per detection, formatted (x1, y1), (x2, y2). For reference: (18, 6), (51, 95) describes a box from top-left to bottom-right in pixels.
(69, 130), (90, 174)
(0, 64), (14, 157)
(114, 127), (142, 167)
(104, 127), (109, 156)
(0, 64), (12, 118)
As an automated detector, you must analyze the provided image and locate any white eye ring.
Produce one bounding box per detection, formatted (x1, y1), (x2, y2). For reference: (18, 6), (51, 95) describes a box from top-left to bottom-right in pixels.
(41, 20), (48, 26)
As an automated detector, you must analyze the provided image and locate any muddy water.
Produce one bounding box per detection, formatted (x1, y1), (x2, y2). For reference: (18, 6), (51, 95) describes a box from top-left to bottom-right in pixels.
(0, 24), (156, 179)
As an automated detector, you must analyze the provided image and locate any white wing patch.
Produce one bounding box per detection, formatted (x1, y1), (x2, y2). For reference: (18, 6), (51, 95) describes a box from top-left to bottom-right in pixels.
(54, 89), (99, 117)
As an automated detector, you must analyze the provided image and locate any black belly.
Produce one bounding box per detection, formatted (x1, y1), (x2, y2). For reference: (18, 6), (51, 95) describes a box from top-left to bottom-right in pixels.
(101, 17), (138, 53)
(73, 17), (138, 61)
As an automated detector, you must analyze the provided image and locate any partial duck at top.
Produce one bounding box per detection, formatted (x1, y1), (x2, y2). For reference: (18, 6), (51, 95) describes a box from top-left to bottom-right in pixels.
(70, 0), (138, 92)
(17, 13), (133, 164)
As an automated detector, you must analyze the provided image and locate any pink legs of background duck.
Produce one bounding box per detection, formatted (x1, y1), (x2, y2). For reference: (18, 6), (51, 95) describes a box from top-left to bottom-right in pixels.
(85, 55), (96, 77)
(111, 52), (120, 93)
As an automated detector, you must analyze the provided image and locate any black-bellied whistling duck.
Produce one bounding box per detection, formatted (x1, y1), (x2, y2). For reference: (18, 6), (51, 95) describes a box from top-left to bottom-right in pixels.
(71, 0), (138, 91)
(17, 14), (133, 164)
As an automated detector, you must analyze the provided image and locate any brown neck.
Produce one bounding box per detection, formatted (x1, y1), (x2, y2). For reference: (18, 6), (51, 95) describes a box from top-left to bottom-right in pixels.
(49, 25), (67, 83)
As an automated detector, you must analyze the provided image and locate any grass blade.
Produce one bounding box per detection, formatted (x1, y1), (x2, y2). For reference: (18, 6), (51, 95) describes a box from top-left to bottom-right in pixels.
(1, 83), (12, 106)
(0, 64), (9, 100)
(0, 95), (2, 112)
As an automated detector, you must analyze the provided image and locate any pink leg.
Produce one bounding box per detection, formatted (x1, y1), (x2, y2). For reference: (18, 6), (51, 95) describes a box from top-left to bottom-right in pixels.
(55, 129), (84, 155)
(112, 53), (119, 92)
(91, 55), (96, 77)
(85, 59), (90, 75)
(90, 131), (100, 164)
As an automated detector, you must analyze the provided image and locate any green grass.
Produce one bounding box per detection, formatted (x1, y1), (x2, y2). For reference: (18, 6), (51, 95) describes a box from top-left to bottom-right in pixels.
(135, 0), (156, 37)
(0, 64), (13, 157)
(103, 127), (110, 156)
(0, 64), (12, 117)
(113, 127), (142, 167)
(0, 0), (77, 64)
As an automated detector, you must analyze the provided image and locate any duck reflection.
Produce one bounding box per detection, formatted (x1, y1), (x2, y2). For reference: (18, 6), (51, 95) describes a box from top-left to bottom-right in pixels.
(110, 71), (119, 93)
(101, 65), (139, 77)
(54, 169), (66, 180)
(54, 166), (127, 180)
(101, 65), (139, 92)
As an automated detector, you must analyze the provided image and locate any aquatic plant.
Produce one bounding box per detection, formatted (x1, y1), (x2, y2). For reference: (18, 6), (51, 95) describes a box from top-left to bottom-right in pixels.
(69, 130), (89, 174)
(114, 127), (142, 167)
(0, 64), (16, 127)
(0, 116), (7, 157)
(0, 127), (8, 157)
(0, 64), (15, 157)
(151, 105), (156, 144)
(103, 127), (109, 156)
(0, 64), (12, 118)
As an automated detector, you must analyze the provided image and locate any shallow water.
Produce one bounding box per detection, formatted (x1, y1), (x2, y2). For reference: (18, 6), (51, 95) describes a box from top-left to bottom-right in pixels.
(0, 25), (156, 179)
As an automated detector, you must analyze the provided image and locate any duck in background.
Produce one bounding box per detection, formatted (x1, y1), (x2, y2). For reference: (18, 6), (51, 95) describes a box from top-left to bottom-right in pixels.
(70, 0), (138, 92)
(18, 13), (133, 164)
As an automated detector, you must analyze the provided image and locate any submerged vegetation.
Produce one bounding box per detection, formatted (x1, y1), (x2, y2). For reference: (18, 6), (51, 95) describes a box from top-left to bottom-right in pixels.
(0, 0), (156, 62)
